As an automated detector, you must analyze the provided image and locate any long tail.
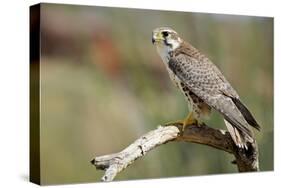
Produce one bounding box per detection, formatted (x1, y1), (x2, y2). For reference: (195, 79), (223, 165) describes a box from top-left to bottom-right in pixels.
(224, 119), (253, 149)
(231, 97), (261, 131)
(223, 97), (260, 149)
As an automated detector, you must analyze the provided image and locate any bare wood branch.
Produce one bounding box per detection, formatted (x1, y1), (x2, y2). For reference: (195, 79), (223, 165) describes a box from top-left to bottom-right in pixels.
(176, 123), (259, 172)
(91, 123), (259, 181)
(91, 126), (180, 181)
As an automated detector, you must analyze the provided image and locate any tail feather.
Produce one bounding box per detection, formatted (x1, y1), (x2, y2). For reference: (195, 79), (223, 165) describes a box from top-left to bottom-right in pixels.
(231, 97), (261, 131)
(224, 119), (253, 149)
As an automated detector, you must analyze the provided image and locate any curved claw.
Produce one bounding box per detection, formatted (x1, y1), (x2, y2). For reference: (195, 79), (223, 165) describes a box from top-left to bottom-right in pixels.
(164, 112), (199, 132)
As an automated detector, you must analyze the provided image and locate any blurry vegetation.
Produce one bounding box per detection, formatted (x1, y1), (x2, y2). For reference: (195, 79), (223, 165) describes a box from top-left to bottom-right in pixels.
(37, 3), (273, 185)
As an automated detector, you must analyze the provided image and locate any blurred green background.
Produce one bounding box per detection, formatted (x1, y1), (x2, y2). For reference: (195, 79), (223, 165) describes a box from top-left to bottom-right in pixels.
(37, 3), (273, 185)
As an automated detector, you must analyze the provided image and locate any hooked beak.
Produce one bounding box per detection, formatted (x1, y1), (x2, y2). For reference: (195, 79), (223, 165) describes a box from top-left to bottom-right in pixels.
(152, 31), (164, 45)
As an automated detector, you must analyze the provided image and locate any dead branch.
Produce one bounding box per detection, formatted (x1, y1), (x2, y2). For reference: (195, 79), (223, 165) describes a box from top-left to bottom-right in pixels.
(91, 123), (259, 181)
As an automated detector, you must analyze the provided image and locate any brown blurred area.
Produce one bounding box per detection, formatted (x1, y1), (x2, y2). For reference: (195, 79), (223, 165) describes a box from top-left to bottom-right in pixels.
(36, 3), (273, 185)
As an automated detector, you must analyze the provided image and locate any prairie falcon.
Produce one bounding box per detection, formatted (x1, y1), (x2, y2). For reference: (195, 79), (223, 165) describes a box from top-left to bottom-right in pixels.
(152, 27), (260, 149)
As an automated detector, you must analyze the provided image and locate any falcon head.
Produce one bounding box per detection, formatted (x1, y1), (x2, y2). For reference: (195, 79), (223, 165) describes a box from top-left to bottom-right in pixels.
(152, 27), (182, 62)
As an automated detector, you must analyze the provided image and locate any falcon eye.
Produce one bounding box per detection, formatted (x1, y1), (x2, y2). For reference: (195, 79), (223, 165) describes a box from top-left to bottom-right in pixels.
(162, 31), (169, 37)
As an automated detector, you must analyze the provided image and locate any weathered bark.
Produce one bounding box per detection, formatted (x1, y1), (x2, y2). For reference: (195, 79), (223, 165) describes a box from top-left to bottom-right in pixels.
(91, 123), (259, 181)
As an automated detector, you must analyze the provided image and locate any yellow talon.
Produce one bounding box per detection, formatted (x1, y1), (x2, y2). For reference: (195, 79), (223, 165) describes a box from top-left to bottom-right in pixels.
(164, 112), (198, 132)
(182, 112), (198, 131)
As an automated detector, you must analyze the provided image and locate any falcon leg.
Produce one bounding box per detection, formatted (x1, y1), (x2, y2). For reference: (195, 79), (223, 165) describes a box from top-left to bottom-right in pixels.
(164, 112), (198, 131)
(182, 112), (198, 131)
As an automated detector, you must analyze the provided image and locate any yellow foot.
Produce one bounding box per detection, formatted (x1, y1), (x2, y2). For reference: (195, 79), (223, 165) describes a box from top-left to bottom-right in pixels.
(182, 112), (198, 131)
(164, 112), (198, 132)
